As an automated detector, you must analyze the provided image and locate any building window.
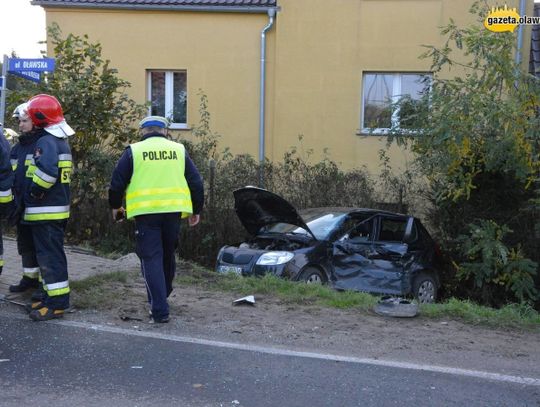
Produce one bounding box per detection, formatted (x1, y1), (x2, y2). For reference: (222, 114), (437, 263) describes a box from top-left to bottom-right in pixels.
(361, 72), (430, 133)
(147, 70), (187, 129)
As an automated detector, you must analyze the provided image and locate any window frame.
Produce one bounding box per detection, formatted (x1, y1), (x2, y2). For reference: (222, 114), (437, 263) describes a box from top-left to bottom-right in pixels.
(360, 72), (431, 135)
(146, 70), (188, 130)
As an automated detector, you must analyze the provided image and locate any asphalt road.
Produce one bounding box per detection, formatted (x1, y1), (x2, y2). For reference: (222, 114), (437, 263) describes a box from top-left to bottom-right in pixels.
(0, 312), (538, 407)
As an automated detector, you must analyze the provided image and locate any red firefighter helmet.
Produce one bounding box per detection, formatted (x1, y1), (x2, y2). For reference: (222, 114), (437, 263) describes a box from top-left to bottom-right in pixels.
(27, 94), (65, 127)
(27, 94), (74, 137)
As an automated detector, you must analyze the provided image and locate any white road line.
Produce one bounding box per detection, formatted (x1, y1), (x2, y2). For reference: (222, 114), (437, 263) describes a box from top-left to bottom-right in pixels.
(2, 311), (538, 386)
(54, 319), (540, 387)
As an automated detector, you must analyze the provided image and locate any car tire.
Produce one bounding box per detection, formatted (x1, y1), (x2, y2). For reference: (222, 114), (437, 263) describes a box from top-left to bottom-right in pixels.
(413, 272), (438, 304)
(298, 267), (325, 284)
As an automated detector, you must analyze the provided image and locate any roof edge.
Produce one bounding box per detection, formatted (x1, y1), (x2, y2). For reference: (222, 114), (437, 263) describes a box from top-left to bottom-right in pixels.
(30, 1), (279, 13)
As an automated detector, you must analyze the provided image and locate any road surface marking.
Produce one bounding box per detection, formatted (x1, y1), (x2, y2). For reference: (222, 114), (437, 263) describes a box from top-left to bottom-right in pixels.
(58, 319), (540, 387)
(2, 312), (538, 387)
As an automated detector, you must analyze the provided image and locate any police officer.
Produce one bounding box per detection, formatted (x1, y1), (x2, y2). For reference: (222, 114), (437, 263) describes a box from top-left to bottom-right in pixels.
(24, 94), (74, 321)
(109, 116), (204, 323)
(7, 103), (42, 299)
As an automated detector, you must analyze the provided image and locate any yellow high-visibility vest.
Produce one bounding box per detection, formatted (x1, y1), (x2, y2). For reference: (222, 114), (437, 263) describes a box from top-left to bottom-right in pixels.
(126, 137), (193, 219)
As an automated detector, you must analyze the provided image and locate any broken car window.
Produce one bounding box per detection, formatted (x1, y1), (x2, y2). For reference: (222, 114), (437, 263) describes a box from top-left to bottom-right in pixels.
(378, 217), (407, 242)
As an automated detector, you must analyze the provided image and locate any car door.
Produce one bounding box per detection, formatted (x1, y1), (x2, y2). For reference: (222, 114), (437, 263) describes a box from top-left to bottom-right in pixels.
(331, 217), (381, 292)
(332, 215), (412, 295)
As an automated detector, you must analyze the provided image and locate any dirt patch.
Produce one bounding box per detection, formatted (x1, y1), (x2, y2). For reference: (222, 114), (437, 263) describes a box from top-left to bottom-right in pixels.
(71, 268), (540, 380)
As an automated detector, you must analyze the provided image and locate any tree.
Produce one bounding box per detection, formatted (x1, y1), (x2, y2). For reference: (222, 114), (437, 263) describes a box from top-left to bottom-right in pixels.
(389, 1), (539, 305)
(7, 23), (146, 245)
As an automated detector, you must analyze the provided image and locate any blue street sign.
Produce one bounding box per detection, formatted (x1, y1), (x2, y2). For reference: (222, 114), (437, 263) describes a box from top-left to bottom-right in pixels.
(9, 70), (41, 83)
(8, 58), (55, 73)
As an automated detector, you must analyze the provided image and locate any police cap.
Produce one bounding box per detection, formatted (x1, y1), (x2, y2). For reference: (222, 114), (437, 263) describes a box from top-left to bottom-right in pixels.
(139, 116), (169, 129)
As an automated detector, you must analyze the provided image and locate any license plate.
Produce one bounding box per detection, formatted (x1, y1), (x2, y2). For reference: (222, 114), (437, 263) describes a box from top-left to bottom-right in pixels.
(217, 265), (243, 275)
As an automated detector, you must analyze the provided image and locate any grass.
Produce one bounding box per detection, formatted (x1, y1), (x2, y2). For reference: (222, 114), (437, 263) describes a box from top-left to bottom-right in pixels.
(71, 260), (540, 330)
(420, 298), (540, 329)
(70, 270), (136, 309)
(175, 260), (540, 330)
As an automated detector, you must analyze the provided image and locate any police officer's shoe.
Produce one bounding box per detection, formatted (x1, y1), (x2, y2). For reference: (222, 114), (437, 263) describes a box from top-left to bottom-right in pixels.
(149, 315), (170, 324)
(29, 306), (64, 321)
(9, 277), (39, 293)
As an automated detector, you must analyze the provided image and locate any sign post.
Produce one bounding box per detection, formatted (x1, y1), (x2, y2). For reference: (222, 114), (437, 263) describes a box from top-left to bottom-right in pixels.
(0, 56), (55, 135)
(0, 55), (8, 134)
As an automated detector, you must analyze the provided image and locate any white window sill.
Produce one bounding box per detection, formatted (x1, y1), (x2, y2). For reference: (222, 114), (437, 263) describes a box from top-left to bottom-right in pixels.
(169, 123), (190, 130)
(356, 128), (420, 136)
(356, 128), (390, 136)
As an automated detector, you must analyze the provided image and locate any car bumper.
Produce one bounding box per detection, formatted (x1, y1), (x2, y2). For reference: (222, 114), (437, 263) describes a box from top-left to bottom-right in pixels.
(216, 260), (296, 278)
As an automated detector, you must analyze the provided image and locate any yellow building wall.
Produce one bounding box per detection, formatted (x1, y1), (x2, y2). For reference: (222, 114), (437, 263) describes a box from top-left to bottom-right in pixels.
(269, 0), (526, 172)
(44, 8), (269, 158)
(43, 0), (531, 173)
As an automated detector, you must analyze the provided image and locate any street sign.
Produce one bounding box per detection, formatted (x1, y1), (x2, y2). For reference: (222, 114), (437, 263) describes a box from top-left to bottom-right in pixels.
(0, 76), (4, 88)
(8, 58), (55, 73)
(9, 70), (41, 83)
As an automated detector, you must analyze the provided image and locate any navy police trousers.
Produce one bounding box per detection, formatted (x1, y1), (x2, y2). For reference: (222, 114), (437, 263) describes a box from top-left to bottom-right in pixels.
(135, 213), (181, 320)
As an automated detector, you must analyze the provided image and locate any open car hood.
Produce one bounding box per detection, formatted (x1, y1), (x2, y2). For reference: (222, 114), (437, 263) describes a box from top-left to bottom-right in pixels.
(233, 186), (317, 240)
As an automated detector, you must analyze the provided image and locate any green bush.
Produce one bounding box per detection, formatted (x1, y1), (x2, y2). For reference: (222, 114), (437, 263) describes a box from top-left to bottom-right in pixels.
(386, 2), (540, 308)
(456, 220), (538, 305)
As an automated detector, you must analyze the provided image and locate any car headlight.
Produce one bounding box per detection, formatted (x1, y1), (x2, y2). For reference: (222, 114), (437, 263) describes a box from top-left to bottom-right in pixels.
(256, 251), (294, 266)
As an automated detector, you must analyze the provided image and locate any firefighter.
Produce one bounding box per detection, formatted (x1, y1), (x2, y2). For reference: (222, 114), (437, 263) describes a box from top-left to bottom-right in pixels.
(7, 103), (43, 300)
(0, 122), (15, 276)
(24, 94), (74, 321)
(108, 115), (204, 323)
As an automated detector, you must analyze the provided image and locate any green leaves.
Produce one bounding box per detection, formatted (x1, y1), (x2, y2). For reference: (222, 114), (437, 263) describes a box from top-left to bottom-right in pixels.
(7, 24), (146, 249)
(457, 220), (538, 304)
(388, 1), (539, 307)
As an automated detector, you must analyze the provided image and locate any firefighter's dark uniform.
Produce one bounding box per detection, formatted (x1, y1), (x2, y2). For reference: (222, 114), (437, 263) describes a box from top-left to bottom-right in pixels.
(0, 131), (15, 274)
(23, 128), (72, 310)
(109, 120), (203, 322)
(9, 131), (41, 291)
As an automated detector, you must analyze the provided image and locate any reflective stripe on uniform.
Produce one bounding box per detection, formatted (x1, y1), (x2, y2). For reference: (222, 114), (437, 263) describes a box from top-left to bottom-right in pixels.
(58, 154), (72, 168)
(44, 280), (70, 297)
(128, 199), (193, 212)
(23, 205), (70, 221)
(26, 156), (37, 178)
(23, 267), (40, 278)
(126, 187), (191, 201)
(0, 188), (13, 203)
(33, 168), (57, 189)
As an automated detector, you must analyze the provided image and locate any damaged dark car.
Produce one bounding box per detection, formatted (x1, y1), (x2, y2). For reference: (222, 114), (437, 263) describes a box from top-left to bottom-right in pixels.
(216, 187), (441, 303)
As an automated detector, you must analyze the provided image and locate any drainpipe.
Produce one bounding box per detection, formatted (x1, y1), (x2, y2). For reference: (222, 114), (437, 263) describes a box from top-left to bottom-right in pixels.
(259, 8), (276, 188)
(514, 0), (526, 69)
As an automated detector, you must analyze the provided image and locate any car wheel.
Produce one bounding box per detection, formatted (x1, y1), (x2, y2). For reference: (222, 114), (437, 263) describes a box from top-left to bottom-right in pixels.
(299, 267), (325, 284)
(413, 273), (437, 304)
